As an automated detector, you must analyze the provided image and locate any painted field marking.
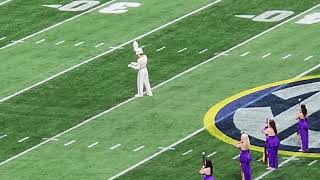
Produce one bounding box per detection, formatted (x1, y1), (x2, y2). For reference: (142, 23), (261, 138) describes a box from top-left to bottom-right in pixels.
(35, 39), (46, 44)
(207, 151), (217, 158)
(42, 138), (59, 141)
(0, 134), (7, 139)
(254, 156), (297, 180)
(110, 46), (124, 50)
(156, 46), (166, 52)
(74, 41), (85, 47)
(133, 146), (145, 152)
(282, 54), (292, 60)
(0, 0), (12, 6)
(158, 147), (175, 150)
(110, 144), (122, 150)
(304, 56), (313, 61)
(0, 37), (7, 41)
(0, 0), (222, 104)
(257, 158), (263, 162)
(55, 40), (65, 45)
(232, 154), (240, 160)
(262, 52), (271, 59)
(214, 52), (228, 56)
(10, 40), (24, 43)
(64, 140), (76, 147)
(240, 51), (250, 57)
(107, 4), (320, 179)
(0, 0), (117, 51)
(177, 47), (188, 53)
(140, 45), (146, 48)
(88, 142), (99, 148)
(308, 160), (318, 166)
(18, 137), (29, 143)
(199, 49), (208, 54)
(182, 150), (193, 156)
(95, 43), (105, 48)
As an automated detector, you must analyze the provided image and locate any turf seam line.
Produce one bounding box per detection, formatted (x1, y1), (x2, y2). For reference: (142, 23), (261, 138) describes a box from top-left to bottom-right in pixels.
(107, 3), (320, 179)
(0, 0), (117, 50)
(0, 0), (222, 103)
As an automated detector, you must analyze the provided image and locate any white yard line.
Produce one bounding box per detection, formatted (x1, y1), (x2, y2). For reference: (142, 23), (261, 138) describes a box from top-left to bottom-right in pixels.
(0, 134), (7, 139)
(156, 46), (166, 52)
(109, 46), (124, 50)
(95, 43), (105, 48)
(182, 150), (193, 156)
(199, 49), (208, 54)
(18, 137), (29, 143)
(0, 0), (117, 51)
(177, 47), (188, 53)
(107, 4), (320, 179)
(74, 41), (85, 47)
(35, 39), (46, 44)
(42, 138), (59, 141)
(55, 40), (65, 45)
(0, 0), (12, 6)
(133, 146), (145, 152)
(0, 1), (319, 171)
(254, 156), (297, 180)
(110, 144), (122, 150)
(262, 52), (271, 59)
(158, 147), (175, 150)
(240, 51), (250, 57)
(64, 140), (76, 147)
(88, 142), (99, 148)
(207, 151), (217, 157)
(308, 160), (318, 166)
(232, 154), (240, 160)
(282, 54), (292, 60)
(304, 56), (313, 61)
(0, 37), (7, 41)
(0, 0), (222, 103)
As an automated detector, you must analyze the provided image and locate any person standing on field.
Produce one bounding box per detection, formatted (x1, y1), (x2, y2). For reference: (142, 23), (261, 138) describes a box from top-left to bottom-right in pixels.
(128, 41), (153, 98)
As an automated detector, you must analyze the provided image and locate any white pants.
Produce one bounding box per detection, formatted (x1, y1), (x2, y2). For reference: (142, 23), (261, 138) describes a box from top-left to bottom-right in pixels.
(137, 68), (152, 96)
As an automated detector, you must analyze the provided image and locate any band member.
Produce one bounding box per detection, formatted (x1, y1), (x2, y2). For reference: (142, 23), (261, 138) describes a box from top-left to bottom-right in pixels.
(297, 104), (308, 152)
(128, 41), (153, 97)
(262, 119), (280, 170)
(199, 159), (215, 180)
(235, 133), (252, 180)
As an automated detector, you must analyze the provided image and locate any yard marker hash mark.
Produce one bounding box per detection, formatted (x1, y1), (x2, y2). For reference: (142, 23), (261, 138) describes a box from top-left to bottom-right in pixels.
(35, 39), (46, 44)
(64, 140), (76, 147)
(74, 42), (84, 47)
(0, 0), (12, 6)
(199, 49), (208, 54)
(18, 137), (29, 143)
(156, 47), (166, 52)
(88, 142), (99, 148)
(308, 160), (318, 166)
(304, 56), (313, 61)
(95, 43), (105, 48)
(232, 154), (240, 160)
(207, 152), (217, 157)
(133, 146), (145, 152)
(177, 48), (188, 53)
(55, 40), (65, 45)
(110, 144), (122, 150)
(182, 150), (193, 156)
(0, 134), (7, 139)
(240, 51), (250, 57)
(262, 53), (271, 59)
(282, 54), (292, 60)
(0, 37), (7, 41)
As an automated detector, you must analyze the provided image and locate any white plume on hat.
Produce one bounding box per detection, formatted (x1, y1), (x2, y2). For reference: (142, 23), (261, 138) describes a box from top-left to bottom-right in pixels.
(133, 41), (144, 55)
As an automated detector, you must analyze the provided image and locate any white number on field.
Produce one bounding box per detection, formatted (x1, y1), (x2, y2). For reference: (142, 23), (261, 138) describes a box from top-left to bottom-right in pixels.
(252, 10), (294, 22)
(59, 0), (100, 12)
(43, 1), (142, 14)
(99, 2), (141, 14)
(296, 12), (320, 24)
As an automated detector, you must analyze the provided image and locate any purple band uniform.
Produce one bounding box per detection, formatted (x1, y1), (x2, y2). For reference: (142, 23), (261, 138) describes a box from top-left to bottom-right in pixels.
(240, 149), (252, 180)
(266, 135), (280, 168)
(297, 118), (309, 152)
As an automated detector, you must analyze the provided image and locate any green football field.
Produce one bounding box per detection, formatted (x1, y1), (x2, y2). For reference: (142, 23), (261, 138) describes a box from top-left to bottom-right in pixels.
(0, 0), (320, 179)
